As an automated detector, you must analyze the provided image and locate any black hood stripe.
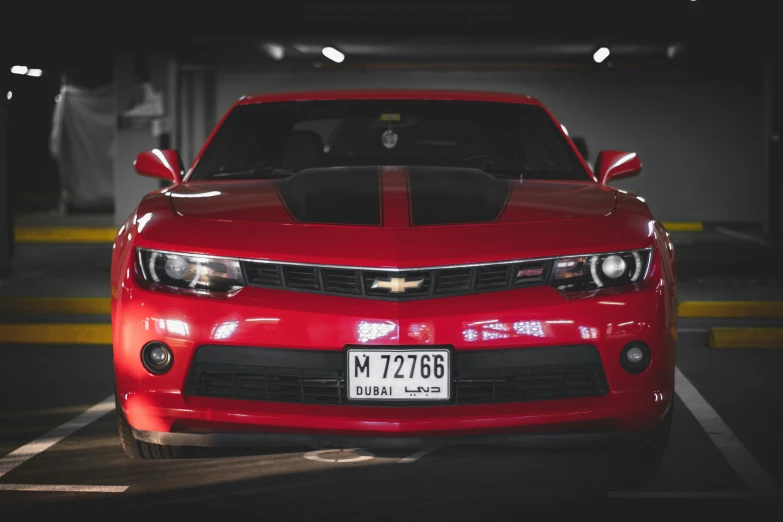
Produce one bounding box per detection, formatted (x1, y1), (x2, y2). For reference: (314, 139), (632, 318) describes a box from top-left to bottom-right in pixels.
(274, 167), (383, 226)
(406, 166), (512, 226)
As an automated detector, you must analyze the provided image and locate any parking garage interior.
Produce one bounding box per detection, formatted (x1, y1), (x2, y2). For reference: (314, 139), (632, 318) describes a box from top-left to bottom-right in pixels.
(1, 2), (783, 517)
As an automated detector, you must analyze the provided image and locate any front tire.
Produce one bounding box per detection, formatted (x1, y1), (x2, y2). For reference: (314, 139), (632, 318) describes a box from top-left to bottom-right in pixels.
(116, 394), (178, 459)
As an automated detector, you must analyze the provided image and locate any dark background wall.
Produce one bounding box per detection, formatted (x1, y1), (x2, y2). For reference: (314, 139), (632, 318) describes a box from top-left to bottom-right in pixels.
(212, 67), (764, 224)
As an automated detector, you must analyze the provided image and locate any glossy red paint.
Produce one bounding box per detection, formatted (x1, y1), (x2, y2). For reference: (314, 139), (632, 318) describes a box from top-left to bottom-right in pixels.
(113, 90), (675, 446)
(595, 150), (643, 185)
(134, 149), (183, 184)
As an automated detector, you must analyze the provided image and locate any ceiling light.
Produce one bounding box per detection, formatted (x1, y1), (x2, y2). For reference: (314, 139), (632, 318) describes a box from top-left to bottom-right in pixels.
(27, 68), (43, 77)
(259, 42), (285, 61)
(10, 65), (28, 75)
(321, 47), (345, 63)
(593, 47), (610, 63)
(6, 91), (11, 100)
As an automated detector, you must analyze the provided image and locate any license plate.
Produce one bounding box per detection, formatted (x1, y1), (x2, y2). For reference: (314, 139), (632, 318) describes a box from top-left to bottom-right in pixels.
(346, 348), (450, 401)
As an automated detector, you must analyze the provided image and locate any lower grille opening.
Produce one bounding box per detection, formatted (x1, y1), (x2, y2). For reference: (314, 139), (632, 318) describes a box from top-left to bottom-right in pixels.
(185, 346), (608, 406)
(186, 364), (345, 404)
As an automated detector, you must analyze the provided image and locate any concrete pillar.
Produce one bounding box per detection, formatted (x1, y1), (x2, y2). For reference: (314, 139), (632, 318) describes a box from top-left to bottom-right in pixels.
(177, 66), (216, 170)
(0, 90), (10, 277)
(112, 54), (171, 226)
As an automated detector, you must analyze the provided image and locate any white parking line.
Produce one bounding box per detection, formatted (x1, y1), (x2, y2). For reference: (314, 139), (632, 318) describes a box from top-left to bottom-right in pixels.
(0, 484), (128, 493)
(398, 447), (441, 464)
(0, 395), (115, 479)
(674, 367), (780, 497)
(715, 227), (771, 246)
(608, 490), (751, 498)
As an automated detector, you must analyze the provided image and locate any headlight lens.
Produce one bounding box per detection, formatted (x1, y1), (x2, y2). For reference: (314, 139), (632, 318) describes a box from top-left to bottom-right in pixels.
(137, 249), (244, 293)
(550, 249), (651, 292)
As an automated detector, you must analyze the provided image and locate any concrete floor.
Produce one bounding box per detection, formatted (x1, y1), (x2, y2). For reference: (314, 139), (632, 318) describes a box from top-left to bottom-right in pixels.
(1, 228), (783, 517)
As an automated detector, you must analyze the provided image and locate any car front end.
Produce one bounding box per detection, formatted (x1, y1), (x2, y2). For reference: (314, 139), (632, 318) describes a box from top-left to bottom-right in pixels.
(112, 91), (676, 455)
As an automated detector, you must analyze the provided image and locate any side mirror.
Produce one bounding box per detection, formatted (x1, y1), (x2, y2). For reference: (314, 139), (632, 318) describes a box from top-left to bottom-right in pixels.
(595, 150), (642, 185)
(134, 149), (183, 184)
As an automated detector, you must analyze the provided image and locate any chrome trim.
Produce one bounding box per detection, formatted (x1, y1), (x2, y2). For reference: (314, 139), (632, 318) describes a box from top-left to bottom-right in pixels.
(135, 247), (653, 273)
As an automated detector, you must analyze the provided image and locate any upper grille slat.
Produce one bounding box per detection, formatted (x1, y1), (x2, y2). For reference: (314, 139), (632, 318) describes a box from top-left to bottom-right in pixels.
(243, 259), (552, 300)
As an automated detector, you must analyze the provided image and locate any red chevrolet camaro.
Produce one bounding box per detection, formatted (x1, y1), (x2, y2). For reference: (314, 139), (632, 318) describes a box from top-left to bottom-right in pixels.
(111, 90), (677, 459)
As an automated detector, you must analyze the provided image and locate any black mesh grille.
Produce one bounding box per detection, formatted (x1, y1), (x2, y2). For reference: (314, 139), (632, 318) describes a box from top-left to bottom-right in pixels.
(454, 364), (607, 403)
(476, 264), (511, 289)
(323, 269), (362, 294)
(434, 268), (472, 294)
(283, 266), (319, 290)
(242, 259), (553, 300)
(245, 263), (282, 286)
(186, 364), (345, 404)
(185, 345), (607, 406)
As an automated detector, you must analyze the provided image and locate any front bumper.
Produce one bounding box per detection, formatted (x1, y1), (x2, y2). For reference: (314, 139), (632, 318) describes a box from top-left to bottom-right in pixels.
(113, 268), (676, 442)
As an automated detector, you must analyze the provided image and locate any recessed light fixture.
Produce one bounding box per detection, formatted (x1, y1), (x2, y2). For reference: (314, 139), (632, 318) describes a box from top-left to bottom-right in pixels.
(27, 68), (43, 77)
(10, 65), (28, 75)
(321, 47), (345, 63)
(593, 47), (610, 63)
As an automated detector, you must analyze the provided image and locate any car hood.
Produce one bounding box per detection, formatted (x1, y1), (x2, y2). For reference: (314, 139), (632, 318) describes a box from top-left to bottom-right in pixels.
(170, 166), (616, 228)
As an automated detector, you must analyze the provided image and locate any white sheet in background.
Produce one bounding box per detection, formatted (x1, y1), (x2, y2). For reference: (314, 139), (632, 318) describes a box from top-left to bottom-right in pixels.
(50, 84), (114, 210)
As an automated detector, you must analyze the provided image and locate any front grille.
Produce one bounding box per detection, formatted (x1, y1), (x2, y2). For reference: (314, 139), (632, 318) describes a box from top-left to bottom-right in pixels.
(454, 364), (607, 403)
(186, 364), (345, 404)
(185, 345), (608, 406)
(242, 258), (553, 300)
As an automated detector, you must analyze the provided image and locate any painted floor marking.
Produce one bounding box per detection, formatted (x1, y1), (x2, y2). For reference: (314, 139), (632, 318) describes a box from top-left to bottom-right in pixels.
(674, 367), (780, 497)
(608, 490), (751, 498)
(398, 447), (441, 464)
(0, 484), (128, 493)
(0, 395), (115, 479)
(715, 227), (771, 246)
(304, 448), (374, 463)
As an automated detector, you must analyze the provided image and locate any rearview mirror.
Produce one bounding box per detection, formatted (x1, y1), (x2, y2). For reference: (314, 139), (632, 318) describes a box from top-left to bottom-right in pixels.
(134, 149), (183, 184)
(595, 150), (641, 185)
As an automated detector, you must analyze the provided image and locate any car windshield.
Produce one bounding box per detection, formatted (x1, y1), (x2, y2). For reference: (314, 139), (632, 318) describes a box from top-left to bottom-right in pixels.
(189, 99), (591, 181)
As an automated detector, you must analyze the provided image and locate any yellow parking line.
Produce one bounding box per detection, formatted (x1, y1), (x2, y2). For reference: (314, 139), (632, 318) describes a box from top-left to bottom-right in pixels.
(708, 327), (783, 349)
(0, 324), (112, 344)
(662, 222), (704, 232)
(678, 301), (783, 318)
(0, 297), (111, 315)
(14, 227), (117, 243)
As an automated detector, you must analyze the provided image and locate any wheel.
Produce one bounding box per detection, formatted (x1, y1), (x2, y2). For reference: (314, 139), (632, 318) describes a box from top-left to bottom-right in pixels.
(637, 400), (673, 461)
(116, 394), (178, 459)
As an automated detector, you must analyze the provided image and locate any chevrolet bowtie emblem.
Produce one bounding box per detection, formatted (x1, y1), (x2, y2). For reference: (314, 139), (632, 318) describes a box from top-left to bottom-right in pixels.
(371, 276), (424, 293)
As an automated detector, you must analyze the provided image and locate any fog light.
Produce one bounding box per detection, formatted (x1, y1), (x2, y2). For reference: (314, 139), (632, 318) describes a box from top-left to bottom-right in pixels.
(620, 341), (651, 374)
(141, 341), (173, 374)
(626, 346), (644, 363)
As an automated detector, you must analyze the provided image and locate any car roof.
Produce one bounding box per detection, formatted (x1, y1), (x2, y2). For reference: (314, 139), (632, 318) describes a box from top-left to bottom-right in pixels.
(236, 89), (544, 107)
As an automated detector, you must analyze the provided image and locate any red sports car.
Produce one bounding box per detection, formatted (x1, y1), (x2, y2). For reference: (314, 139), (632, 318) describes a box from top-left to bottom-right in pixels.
(112, 90), (676, 459)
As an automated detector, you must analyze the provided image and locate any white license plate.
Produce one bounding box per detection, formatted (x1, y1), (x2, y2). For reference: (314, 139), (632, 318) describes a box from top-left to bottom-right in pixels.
(346, 349), (450, 401)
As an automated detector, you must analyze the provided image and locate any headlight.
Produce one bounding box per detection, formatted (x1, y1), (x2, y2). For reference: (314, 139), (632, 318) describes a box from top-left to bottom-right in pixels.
(137, 249), (244, 294)
(550, 249), (651, 292)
